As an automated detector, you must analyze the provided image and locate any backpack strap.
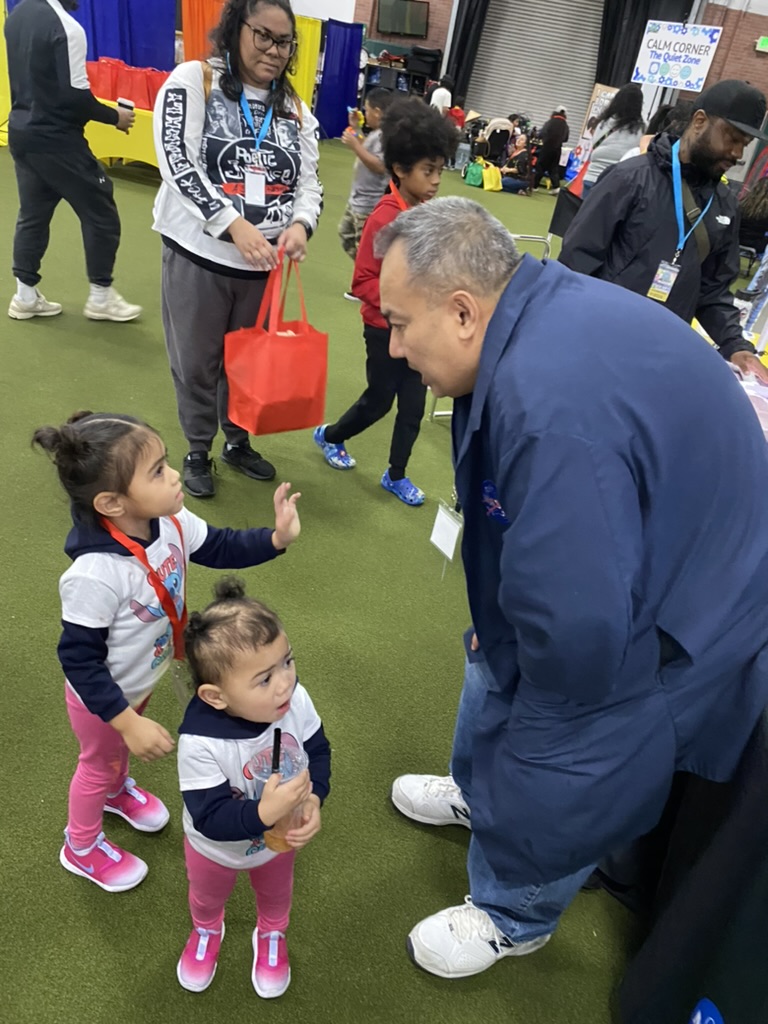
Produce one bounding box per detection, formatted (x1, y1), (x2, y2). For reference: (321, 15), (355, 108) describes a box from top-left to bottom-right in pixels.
(680, 180), (711, 264)
(200, 60), (213, 103)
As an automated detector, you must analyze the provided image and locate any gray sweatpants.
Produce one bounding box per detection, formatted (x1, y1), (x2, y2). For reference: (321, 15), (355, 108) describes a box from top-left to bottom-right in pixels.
(161, 245), (269, 451)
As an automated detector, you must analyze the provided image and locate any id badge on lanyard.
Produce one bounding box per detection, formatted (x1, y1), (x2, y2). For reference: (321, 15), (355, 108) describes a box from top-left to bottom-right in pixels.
(648, 140), (713, 305)
(240, 91), (273, 209)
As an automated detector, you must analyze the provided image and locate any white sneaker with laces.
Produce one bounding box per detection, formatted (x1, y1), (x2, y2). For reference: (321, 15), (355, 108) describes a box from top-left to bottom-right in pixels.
(84, 288), (142, 322)
(407, 896), (552, 978)
(391, 774), (471, 828)
(8, 292), (63, 319)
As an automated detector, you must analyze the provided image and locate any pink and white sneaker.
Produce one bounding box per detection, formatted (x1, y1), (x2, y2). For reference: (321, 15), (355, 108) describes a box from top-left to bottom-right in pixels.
(59, 831), (147, 892)
(177, 922), (225, 993)
(252, 929), (291, 998)
(104, 777), (169, 832)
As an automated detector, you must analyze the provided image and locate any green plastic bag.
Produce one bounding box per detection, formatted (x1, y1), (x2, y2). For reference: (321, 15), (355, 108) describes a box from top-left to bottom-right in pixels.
(464, 159), (484, 187)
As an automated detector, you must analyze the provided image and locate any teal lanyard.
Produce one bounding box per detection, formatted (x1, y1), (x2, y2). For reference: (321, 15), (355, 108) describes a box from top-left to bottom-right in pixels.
(671, 140), (714, 265)
(239, 91), (274, 151)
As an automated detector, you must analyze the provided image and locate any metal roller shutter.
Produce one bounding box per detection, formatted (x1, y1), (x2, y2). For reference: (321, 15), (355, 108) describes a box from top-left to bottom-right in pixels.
(466, 0), (605, 132)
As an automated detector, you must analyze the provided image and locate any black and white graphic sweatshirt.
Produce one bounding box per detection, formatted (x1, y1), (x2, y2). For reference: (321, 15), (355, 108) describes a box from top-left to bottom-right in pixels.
(152, 60), (323, 273)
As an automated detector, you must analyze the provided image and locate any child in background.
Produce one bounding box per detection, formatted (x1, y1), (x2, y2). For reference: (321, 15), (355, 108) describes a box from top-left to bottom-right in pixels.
(33, 411), (300, 894)
(339, 88), (393, 300)
(446, 97), (466, 169)
(177, 577), (330, 997)
(314, 97), (457, 506)
(447, 97), (466, 131)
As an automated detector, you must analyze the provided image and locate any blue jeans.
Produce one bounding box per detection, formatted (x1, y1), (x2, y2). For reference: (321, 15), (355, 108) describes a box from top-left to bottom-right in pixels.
(581, 179), (595, 197)
(450, 657), (596, 941)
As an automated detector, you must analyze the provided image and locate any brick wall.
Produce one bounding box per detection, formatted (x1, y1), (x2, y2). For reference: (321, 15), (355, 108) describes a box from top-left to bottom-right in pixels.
(353, 0), (453, 54)
(684, 3), (768, 91)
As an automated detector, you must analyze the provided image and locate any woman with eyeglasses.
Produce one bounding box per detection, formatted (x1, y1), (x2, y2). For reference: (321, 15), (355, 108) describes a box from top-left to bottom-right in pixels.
(153, 0), (323, 499)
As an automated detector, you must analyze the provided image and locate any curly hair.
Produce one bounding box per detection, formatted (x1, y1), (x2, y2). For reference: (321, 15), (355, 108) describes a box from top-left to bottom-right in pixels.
(210, 0), (299, 118)
(185, 577), (284, 688)
(381, 96), (459, 180)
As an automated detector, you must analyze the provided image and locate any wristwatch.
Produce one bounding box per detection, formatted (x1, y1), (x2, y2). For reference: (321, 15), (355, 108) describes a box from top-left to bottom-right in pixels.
(291, 217), (314, 239)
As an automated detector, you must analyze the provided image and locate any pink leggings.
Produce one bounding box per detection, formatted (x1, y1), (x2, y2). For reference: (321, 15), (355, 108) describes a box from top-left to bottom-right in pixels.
(184, 838), (295, 932)
(65, 684), (150, 849)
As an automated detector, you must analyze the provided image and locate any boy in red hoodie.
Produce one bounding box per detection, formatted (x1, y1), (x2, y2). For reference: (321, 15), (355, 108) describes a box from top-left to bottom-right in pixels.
(313, 98), (457, 505)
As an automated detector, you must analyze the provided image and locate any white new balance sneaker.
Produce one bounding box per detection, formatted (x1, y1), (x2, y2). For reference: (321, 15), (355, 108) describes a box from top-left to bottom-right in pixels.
(8, 292), (63, 319)
(407, 896), (552, 978)
(84, 288), (142, 322)
(391, 774), (471, 828)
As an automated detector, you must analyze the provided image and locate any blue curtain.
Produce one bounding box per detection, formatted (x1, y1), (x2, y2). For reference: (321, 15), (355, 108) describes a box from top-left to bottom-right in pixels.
(315, 19), (364, 140)
(125, 0), (175, 70)
(6, 0), (175, 69)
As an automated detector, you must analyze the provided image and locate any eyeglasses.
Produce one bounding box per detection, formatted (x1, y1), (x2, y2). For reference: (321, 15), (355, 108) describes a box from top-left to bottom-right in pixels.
(241, 22), (297, 58)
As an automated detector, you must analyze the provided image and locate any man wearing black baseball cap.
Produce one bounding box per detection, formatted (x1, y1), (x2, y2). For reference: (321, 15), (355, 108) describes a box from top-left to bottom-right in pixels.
(560, 80), (768, 383)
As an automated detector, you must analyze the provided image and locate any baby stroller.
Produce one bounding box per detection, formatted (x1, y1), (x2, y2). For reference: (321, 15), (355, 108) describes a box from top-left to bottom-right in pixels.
(486, 128), (511, 166)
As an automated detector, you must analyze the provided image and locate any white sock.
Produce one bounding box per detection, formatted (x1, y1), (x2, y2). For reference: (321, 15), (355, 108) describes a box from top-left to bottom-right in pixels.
(89, 284), (112, 306)
(66, 833), (99, 857)
(16, 280), (38, 303)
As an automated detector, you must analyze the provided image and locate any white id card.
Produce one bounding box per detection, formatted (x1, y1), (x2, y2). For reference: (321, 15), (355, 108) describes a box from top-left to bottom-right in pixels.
(647, 260), (680, 303)
(245, 167), (266, 207)
(430, 502), (463, 561)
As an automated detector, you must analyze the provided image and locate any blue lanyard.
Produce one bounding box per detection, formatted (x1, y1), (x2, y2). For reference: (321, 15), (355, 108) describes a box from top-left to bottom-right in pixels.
(671, 139), (713, 263)
(239, 91), (273, 152)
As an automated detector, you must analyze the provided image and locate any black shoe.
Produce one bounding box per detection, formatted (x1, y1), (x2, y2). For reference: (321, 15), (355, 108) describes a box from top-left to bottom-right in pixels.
(220, 442), (276, 481)
(183, 451), (215, 498)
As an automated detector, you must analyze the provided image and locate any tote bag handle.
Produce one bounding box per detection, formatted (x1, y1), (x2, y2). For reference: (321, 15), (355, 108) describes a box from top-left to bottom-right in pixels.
(254, 253), (309, 333)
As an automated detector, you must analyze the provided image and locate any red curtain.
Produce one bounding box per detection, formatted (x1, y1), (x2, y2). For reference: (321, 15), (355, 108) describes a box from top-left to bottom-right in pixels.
(182, 0), (225, 63)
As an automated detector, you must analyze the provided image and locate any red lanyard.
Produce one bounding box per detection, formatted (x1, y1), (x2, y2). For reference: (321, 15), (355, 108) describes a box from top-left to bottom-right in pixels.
(100, 515), (188, 660)
(390, 180), (410, 211)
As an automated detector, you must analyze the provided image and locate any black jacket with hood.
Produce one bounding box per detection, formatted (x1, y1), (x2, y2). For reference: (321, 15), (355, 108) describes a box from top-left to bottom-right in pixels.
(559, 132), (753, 360)
(5, 0), (119, 151)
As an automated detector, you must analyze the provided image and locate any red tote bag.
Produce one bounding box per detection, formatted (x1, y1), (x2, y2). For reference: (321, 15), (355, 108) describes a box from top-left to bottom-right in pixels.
(225, 257), (328, 437)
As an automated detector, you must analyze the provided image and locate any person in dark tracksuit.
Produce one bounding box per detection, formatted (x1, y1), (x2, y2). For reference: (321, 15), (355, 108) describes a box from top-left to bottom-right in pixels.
(5, 0), (142, 322)
(532, 105), (569, 193)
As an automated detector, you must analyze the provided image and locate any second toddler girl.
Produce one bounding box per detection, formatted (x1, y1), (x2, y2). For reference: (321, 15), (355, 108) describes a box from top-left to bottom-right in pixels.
(177, 577), (331, 997)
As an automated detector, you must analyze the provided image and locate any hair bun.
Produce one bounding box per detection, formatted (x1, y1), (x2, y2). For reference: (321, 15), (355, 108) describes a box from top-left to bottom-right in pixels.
(213, 576), (247, 602)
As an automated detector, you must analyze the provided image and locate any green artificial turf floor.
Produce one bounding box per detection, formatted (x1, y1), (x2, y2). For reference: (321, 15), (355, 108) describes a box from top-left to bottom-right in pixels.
(0, 141), (634, 1023)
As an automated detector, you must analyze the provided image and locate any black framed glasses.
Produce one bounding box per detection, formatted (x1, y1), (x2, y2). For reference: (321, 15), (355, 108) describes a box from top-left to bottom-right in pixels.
(241, 22), (297, 58)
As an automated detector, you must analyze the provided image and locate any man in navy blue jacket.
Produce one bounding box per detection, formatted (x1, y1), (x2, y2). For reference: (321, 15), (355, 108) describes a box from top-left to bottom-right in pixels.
(378, 197), (768, 979)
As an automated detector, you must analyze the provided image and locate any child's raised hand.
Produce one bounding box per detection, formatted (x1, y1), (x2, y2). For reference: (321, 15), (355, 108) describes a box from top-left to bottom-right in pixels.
(118, 714), (175, 762)
(259, 769), (312, 828)
(272, 482), (301, 549)
(285, 796), (322, 849)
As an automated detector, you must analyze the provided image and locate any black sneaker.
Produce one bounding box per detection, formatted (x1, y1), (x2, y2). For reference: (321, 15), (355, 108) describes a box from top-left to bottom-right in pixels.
(183, 452), (215, 498)
(220, 442), (276, 481)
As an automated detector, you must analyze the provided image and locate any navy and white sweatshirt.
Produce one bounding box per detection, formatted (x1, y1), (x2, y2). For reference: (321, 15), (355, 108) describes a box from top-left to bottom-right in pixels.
(178, 691), (331, 868)
(57, 506), (282, 721)
(5, 0), (119, 151)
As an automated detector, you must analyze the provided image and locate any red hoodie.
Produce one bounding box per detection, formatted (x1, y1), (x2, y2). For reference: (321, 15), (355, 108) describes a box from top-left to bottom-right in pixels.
(351, 189), (410, 329)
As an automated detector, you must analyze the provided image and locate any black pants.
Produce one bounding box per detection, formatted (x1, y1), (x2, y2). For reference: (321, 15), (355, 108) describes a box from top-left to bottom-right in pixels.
(325, 324), (427, 473)
(11, 140), (121, 287)
(533, 145), (561, 190)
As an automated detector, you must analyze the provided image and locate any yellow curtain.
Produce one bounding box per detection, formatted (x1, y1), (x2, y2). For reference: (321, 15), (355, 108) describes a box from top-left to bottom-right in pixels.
(290, 15), (321, 109)
(0, 3), (10, 146)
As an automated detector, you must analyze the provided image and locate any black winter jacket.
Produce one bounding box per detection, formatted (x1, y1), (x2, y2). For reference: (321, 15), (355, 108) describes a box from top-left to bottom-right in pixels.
(559, 132), (753, 360)
(539, 114), (569, 150)
(5, 0), (119, 151)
